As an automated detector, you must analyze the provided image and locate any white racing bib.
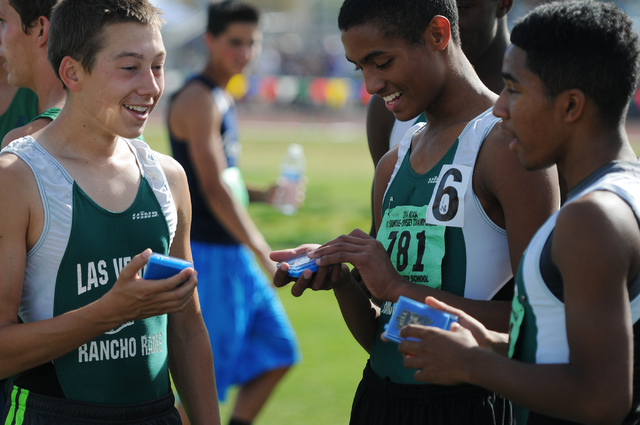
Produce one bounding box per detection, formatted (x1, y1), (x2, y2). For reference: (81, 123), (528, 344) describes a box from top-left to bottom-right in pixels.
(426, 164), (473, 228)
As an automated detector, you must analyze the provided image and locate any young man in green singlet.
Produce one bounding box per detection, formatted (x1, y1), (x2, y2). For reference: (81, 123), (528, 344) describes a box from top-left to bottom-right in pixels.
(364, 0), (515, 240)
(367, 0), (514, 168)
(272, 0), (559, 423)
(0, 1), (220, 424)
(396, 2), (640, 424)
(0, 0), (65, 147)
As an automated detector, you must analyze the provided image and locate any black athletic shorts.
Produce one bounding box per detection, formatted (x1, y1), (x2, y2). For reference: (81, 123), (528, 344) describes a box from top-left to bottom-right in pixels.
(2, 386), (181, 425)
(349, 361), (514, 425)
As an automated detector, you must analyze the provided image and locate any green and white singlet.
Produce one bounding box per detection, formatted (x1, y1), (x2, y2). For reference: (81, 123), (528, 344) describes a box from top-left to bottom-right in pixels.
(2, 136), (178, 405)
(509, 161), (640, 425)
(371, 108), (512, 384)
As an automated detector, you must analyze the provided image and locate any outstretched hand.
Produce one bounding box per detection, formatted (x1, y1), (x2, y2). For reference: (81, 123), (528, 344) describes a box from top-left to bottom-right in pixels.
(270, 244), (350, 297)
(101, 249), (198, 324)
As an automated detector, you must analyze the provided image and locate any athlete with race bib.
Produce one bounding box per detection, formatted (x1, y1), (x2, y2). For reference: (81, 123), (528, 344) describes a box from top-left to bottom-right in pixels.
(271, 0), (559, 423)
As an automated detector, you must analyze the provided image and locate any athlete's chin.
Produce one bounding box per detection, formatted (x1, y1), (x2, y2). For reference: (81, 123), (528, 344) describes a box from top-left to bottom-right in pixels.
(118, 125), (146, 140)
(515, 153), (552, 172)
(393, 107), (421, 123)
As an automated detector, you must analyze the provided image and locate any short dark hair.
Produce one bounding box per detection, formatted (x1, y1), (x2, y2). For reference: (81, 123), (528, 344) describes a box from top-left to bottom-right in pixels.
(9, 0), (57, 34)
(337, 0), (460, 46)
(207, 0), (259, 36)
(48, 0), (163, 81)
(511, 0), (640, 124)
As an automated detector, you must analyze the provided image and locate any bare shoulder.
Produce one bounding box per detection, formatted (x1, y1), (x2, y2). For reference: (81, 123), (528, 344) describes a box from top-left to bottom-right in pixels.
(1, 118), (52, 149)
(557, 190), (640, 244)
(0, 152), (42, 244)
(170, 80), (215, 114)
(0, 151), (38, 190)
(554, 189), (640, 283)
(168, 80), (218, 140)
(155, 151), (187, 188)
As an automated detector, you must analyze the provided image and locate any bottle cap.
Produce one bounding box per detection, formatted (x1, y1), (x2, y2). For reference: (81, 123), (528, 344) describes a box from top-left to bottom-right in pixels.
(288, 143), (304, 156)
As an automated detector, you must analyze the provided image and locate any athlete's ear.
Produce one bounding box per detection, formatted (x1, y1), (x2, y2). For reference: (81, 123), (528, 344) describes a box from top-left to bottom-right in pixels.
(426, 15), (451, 51)
(59, 56), (82, 92)
(560, 89), (586, 124)
(496, 0), (514, 18)
(35, 16), (50, 48)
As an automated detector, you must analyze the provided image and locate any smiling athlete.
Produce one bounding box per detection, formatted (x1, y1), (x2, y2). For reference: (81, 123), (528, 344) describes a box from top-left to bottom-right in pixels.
(271, 0), (559, 423)
(0, 1), (219, 424)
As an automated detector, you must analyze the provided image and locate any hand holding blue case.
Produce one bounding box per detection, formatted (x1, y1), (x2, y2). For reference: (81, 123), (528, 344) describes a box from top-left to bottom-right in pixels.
(278, 254), (319, 278)
(143, 253), (193, 280)
(384, 295), (458, 343)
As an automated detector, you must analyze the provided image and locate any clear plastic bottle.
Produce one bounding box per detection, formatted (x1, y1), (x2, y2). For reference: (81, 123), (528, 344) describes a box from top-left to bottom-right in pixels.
(273, 143), (306, 215)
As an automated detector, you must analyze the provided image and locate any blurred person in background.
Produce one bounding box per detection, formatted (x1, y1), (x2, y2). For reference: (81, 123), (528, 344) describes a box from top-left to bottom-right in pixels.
(167, 1), (300, 424)
(0, 0), (65, 148)
(0, 57), (38, 140)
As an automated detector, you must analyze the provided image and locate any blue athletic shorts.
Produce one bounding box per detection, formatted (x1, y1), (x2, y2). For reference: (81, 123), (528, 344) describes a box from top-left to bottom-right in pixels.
(191, 241), (300, 401)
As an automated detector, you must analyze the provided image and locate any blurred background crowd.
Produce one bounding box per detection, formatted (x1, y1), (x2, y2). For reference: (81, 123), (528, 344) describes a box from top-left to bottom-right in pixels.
(151, 0), (640, 118)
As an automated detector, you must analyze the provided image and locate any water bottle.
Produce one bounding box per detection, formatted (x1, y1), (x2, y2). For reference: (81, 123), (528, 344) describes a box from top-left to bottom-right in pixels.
(273, 143), (306, 215)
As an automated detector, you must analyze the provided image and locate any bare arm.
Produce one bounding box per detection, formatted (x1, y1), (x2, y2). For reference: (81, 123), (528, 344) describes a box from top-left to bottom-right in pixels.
(400, 191), (637, 425)
(476, 128), (560, 276)
(168, 84), (274, 276)
(159, 154), (221, 425)
(0, 153), (196, 379)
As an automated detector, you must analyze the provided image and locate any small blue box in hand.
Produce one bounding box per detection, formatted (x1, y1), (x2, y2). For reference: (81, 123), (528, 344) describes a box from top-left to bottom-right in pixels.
(384, 296), (458, 343)
(278, 254), (319, 278)
(143, 253), (193, 280)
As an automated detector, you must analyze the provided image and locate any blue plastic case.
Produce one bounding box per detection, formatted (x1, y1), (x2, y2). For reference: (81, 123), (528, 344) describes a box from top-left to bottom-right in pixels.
(278, 254), (319, 278)
(384, 295), (458, 343)
(143, 253), (193, 280)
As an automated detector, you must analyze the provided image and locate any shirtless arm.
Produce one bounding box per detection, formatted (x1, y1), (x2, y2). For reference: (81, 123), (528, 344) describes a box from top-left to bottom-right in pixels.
(0, 153), (196, 379)
(477, 128), (560, 278)
(159, 154), (220, 425)
(168, 83), (274, 276)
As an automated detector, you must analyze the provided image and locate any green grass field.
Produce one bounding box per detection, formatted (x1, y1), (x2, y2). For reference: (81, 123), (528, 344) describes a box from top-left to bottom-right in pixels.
(145, 112), (373, 424)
